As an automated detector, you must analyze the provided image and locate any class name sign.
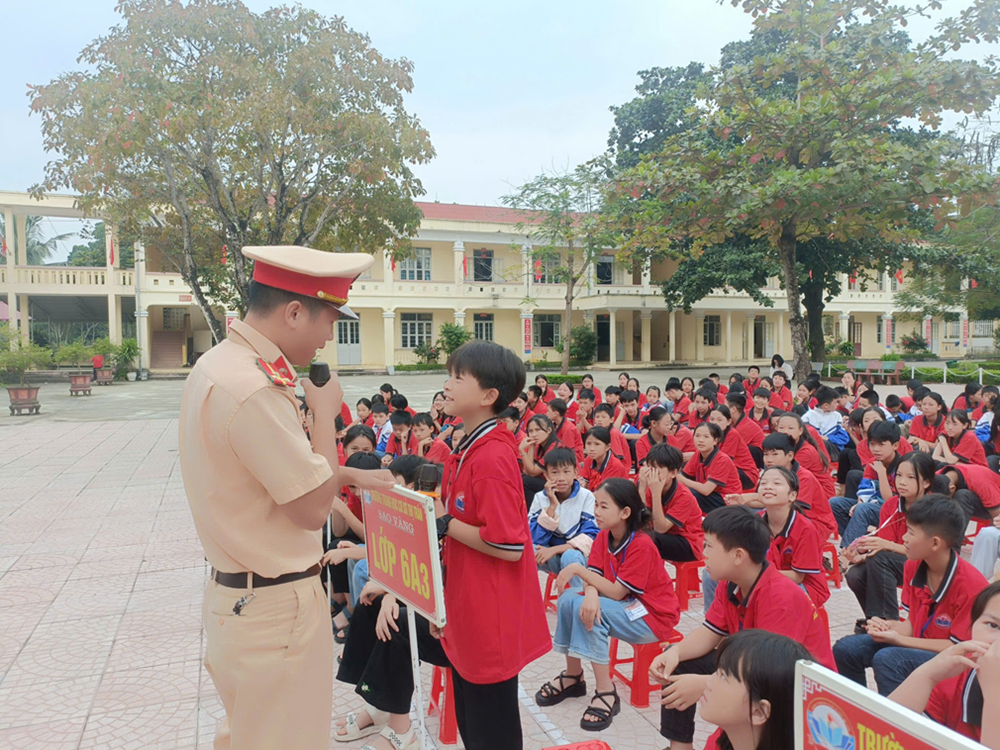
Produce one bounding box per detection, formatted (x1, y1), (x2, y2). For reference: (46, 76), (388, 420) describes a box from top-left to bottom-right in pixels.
(362, 485), (446, 627)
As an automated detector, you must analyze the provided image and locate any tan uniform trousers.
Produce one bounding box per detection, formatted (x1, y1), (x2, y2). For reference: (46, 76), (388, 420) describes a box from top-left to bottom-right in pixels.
(203, 575), (333, 750)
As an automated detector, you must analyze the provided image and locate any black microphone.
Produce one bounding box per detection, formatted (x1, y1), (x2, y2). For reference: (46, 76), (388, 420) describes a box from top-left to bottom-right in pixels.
(308, 362), (331, 387)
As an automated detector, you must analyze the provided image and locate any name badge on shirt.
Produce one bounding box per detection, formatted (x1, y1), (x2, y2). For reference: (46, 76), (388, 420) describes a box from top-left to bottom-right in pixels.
(623, 598), (648, 622)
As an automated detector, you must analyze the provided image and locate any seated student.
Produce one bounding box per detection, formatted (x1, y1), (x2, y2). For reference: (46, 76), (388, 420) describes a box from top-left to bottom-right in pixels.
(984, 398), (1000, 459)
(708, 373), (729, 398)
(833, 421), (905, 546)
(592, 403), (631, 465)
(498, 406), (524, 440)
(574, 388), (596, 437)
(934, 409), (988, 468)
(833, 386), (853, 416)
(520, 414), (566, 503)
(837, 407), (868, 492)
(687, 386), (716, 430)
(354, 397), (374, 429)
(885, 393), (913, 423)
(856, 388), (891, 420)
(903, 379), (923, 413)
(726, 392), (765, 472)
(380, 410), (418, 466)
(639, 444), (704, 563)
(679, 422), (744, 514)
(526, 384), (547, 416)
(666, 378), (692, 419)
(952, 382), (983, 413)
(742, 365), (763, 394)
(975, 388), (1000, 445)
(556, 380), (579, 422)
(529, 447), (599, 589)
(971, 515), (1000, 580)
(910, 391), (948, 452)
(833, 494), (990, 696)
(938, 462), (1000, 527)
(770, 370), (795, 412)
(535, 478), (680, 732)
(627, 377), (647, 408)
(548, 398), (585, 462)
(342, 424), (377, 463)
(699, 631), (812, 750)
(890, 581), (1000, 747)
(643, 385), (663, 413)
(371, 402), (391, 454)
(604, 386), (623, 419)
(411, 412), (451, 464)
(972, 385), (998, 421)
(535, 374), (556, 403)
(803, 385), (852, 457)
(796, 378), (820, 409)
(749, 388), (774, 435)
(650, 506), (836, 750)
(580, 427), (630, 489)
(615, 389), (644, 435)
(728, 373), (744, 391)
(444, 422), (465, 449)
(637, 406), (694, 465)
(775, 413), (836, 500)
(709, 405), (759, 490)
(581, 373), (602, 405)
(755, 433), (837, 541)
(388, 393), (416, 418)
(842, 452), (936, 627)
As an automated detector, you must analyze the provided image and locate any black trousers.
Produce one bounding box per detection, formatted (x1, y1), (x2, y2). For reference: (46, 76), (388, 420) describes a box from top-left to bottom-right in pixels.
(659, 651), (718, 743)
(452, 669), (522, 750)
(737, 468), (757, 491)
(748, 445), (764, 470)
(324, 531), (362, 594)
(652, 532), (698, 563)
(523, 474), (546, 506)
(844, 469), (864, 501)
(692, 490), (725, 514)
(955, 488), (994, 527)
(845, 550), (906, 620)
(837, 446), (862, 485)
(337, 596), (450, 714)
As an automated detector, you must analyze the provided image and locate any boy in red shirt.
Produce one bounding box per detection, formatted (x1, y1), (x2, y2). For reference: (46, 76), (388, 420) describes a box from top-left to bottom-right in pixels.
(411, 412), (452, 464)
(833, 494), (989, 696)
(890, 581), (1000, 746)
(725, 392), (764, 451)
(435, 341), (550, 749)
(593, 404), (631, 465)
(574, 388), (596, 437)
(381, 410), (418, 465)
(742, 365), (762, 394)
(687, 387), (715, 430)
(939, 462), (1000, 527)
(526, 385), (547, 416)
(665, 378), (691, 420)
(650, 506), (836, 750)
(580, 427), (629, 489)
(639, 444), (703, 563)
(547, 398), (585, 462)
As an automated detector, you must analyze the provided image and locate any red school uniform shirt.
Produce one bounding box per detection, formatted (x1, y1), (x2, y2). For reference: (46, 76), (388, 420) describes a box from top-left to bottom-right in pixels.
(795, 440), (835, 500)
(565, 401), (580, 423)
(528, 399), (548, 416)
(733, 415), (764, 450)
(687, 408), (711, 431)
(774, 386), (794, 411)
(604, 427), (630, 465)
(340, 401), (353, 426)
(636, 432), (667, 466)
(720, 428), (758, 478)
(874, 495), (909, 544)
(946, 463), (1000, 512)
(586, 529), (680, 641)
(749, 407), (772, 435)
(441, 421), (551, 682)
(762, 509), (830, 607)
(669, 425), (697, 456)
(862, 453), (903, 498)
(952, 395), (971, 412)
(704, 563), (837, 671)
(909, 414), (947, 444)
(672, 395), (692, 419)
(716, 383), (730, 397)
(857, 437), (913, 467)
(794, 464), (837, 541)
(925, 669), (984, 743)
(901, 551), (989, 644)
(555, 418), (585, 462)
(901, 395), (915, 410)
(420, 438), (452, 464)
(743, 377), (762, 393)
(947, 430), (988, 467)
(768, 391), (785, 409)
(580, 451), (629, 489)
(683, 448), (743, 499)
(541, 386), (556, 404)
(644, 479), (704, 560)
(806, 425), (832, 462)
(384, 431), (419, 458)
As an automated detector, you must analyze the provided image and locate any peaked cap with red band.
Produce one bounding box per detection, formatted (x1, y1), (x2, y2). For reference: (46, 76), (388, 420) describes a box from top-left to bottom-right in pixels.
(243, 245), (374, 320)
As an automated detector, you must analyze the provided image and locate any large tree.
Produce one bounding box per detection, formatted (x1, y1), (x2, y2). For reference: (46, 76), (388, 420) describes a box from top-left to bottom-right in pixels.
(30, 0), (434, 341)
(66, 222), (135, 268)
(609, 0), (1000, 379)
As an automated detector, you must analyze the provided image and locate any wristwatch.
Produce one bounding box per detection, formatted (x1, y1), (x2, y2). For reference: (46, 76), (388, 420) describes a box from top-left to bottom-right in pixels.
(436, 514), (454, 539)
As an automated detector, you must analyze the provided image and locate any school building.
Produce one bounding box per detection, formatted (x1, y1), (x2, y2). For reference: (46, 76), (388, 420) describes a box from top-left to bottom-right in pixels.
(0, 190), (987, 373)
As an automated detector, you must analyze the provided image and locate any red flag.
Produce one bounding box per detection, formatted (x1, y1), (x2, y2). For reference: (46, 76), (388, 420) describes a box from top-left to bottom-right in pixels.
(849, 272), (857, 284)
(534, 259), (543, 282)
(971, 278), (978, 289)
(221, 244), (228, 265)
(462, 255), (468, 279)
(110, 240), (115, 265)
(808, 270), (813, 280)
(391, 258), (396, 272)
(0, 233), (6, 258)
(894, 269), (904, 284)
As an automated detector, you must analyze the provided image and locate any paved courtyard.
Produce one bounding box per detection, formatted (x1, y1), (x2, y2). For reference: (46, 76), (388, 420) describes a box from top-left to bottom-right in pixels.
(0, 374), (972, 749)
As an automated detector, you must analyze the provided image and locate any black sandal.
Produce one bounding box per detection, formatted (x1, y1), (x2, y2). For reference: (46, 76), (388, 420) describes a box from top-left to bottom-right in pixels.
(334, 624), (350, 644)
(580, 687), (620, 731)
(535, 671), (587, 706)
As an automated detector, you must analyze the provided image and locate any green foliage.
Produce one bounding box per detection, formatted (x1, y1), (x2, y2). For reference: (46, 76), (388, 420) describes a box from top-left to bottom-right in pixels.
(0, 325), (54, 386)
(566, 326), (598, 366)
(536, 373), (587, 384)
(436, 323), (472, 356)
(412, 341), (441, 366)
(90, 337), (117, 359)
(824, 338), (855, 357)
(56, 341), (93, 373)
(66, 222), (134, 269)
(880, 353), (904, 361)
(0, 215), (77, 266)
(395, 363), (446, 372)
(113, 338), (140, 379)
(900, 333), (929, 355)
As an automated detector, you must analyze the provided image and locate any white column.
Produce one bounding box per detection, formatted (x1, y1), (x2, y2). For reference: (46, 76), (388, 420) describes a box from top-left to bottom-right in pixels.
(454, 310), (467, 329)
(17, 294), (29, 342)
(453, 240), (465, 286)
(745, 312), (756, 363)
(138, 310), (151, 369)
(15, 214), (27, 266)
(520, 311), (534, 362)
(383, 311), (396, 373)
(641, 265), (652, 291)
(382, 250), (394, 297)
(777, 312), (786, 356)
(608, 309), (618, 367)
(960, 312), (969, 354)
(695, 312), (705, 363)
(640, 312), (652, 363)
(669, 311), (676, 363)
(521, 243), (532, 299)
(108, 294), (122, 344)
(724, 311), (733, 364)
(839, 312), (850, 343)
(3, 206), (14, 276)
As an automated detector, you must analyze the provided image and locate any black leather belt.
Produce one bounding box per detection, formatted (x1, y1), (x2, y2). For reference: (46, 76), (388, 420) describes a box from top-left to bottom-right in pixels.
(212, 563), (321, 589)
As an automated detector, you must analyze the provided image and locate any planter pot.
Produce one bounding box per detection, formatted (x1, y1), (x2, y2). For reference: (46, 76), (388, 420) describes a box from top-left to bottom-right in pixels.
(6, 385), (41, 416)
(69, 374), (93, 397)
(95, 367), (114, 386)
(126, 372), (137, 382)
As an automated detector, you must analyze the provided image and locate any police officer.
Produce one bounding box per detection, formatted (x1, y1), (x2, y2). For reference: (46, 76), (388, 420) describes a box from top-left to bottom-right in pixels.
(179, 246), (394, 749)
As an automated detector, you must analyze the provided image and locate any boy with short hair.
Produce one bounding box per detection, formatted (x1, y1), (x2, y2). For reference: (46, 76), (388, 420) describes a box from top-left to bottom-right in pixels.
(382, 410), (418, 465)
(708, 373), (729, 397)
(528, 447), (599, 590)
(639, 444), (704, 563)
(371, 402), (391, 454)
(575, 388), (596, 436)
(526, 385), (547, 416)
(615, 390), (643, 434)
(436, 340), (551, 748)
(832, 420), (903, 545)
(547, 398), (585, 462)
(885, 394), (913, 423)
(604, 386), (623, 419)
(650, 506), (836, 750)
(725, 392), (764, 454)
(742, 366), (762, 394)
(412, 412), (451, 464)
(750, 387), (773, 434)
(803, 385), (852, 456)
(687, 387), (716, 430)
(665, 378), (690, 419)
(389, 392), (415, 417)
(904, 379), (924, 412)
(859, 388), (891, 419)
(833, 494), (989, 696)
(593, 404), (630, 464)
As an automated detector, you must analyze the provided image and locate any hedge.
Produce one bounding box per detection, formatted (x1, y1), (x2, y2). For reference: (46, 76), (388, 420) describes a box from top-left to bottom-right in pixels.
(395, 363), (447, 372)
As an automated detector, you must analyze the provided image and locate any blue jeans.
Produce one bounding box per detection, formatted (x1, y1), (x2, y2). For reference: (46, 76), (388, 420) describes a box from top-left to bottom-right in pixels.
(539, 549), (588, 591)
(553, 590), (657, 665)
(843, 502), (883, 548)
(831, 496), (856, 540)
(348, 554), (368, 610)
(702, 568), (718, 613)
(832, 634), (936, 695)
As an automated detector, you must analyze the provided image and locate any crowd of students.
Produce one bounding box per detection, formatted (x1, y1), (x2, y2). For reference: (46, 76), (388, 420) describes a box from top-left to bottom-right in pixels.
(301, 351), (1000, 750)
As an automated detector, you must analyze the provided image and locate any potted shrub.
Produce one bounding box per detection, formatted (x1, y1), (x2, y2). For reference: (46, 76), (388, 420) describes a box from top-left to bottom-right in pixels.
(91, 337), (116, 385)
(0, 324), (53, 415)
(114, 338), (141, 381)
(57, 341), (94, 396)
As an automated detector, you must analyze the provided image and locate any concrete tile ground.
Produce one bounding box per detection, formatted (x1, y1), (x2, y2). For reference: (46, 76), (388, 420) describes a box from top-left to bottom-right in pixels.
(0, 377), (976, 750)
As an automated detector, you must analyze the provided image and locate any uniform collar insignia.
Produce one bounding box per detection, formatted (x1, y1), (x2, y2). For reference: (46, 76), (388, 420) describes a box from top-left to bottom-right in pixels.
(256, 356), (297, 388)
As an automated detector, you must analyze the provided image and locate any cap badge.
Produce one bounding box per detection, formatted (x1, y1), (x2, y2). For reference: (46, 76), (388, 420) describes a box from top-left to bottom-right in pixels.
(317, 290), (348, 305)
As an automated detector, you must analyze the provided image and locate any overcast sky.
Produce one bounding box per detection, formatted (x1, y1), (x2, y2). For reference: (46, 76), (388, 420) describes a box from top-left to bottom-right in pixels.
(0, 1), (994, 260)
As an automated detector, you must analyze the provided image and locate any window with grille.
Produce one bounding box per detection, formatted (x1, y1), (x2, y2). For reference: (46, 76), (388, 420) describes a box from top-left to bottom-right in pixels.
(533, 314), (561, 348)
(703, 315), (721, 347)
(399, 248), (431, 281)
(400, 313), (433, 349)
(473, 249), (493, 282)
(876, 316), (896, 344)
(338, 320), (360, 345)
(163, 308), (186, 331)
(596, 256), (615, 285)
(473, 313), (494, 341)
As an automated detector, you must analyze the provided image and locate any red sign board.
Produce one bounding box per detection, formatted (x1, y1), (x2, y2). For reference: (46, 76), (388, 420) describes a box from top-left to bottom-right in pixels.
(179, 294), (192, 302)
(523, 317), (532, 355)
(796, 662), (977, 750)
(225, 311), (238, 334)
(924, 317), (933, 346)
(362, 486), (446, 627)
(963, 318), (969, 347)
(884, 318), (892, 350)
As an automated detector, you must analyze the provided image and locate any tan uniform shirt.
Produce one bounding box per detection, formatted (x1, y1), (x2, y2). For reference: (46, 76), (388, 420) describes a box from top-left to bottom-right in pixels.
(179, 319), (333, 578)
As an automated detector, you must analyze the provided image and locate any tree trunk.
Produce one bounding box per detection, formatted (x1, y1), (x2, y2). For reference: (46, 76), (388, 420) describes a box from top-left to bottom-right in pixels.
(562, 240), (574, 376)
(777, 221), (811, 381)
(802, 283), (827, 365)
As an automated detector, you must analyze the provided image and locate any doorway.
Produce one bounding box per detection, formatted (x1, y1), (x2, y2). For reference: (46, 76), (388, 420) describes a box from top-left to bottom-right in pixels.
(337, 319), (361, 365)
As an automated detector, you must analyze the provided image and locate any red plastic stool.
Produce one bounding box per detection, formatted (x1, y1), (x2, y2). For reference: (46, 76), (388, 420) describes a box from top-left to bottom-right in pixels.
(542, 742), (613, 750)
(542, 572), (568, 613)
(672, 560), (705, 612)
(822, 540), (842, 589)
(428, 666), (457, 745)
(609, 631), (683, 708)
